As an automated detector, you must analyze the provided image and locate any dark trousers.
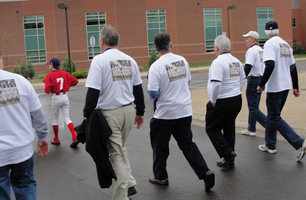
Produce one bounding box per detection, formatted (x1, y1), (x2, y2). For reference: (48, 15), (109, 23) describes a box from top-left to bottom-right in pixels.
(150, 116), (209, 180)
(265, 90), (304, 150)
(205, 94), (242, 158)
(246, 78), (267, 132)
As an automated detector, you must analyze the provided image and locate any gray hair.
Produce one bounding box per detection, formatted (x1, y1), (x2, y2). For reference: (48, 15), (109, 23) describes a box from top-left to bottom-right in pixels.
(214, 35), (231, 52)
(265, 29), (279, 37)
(154, 32), (171, 52)
(99, 25), (120, 46)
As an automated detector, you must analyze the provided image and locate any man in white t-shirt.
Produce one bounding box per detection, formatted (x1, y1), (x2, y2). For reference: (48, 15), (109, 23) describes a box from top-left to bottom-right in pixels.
(257, 21), (306, 161)
(83, 26), (145, 200)
(241, 31), (267, 137)
(147, 32), (215, 191)
(206, 35), (246, 169)
(0, 51), (49, 199)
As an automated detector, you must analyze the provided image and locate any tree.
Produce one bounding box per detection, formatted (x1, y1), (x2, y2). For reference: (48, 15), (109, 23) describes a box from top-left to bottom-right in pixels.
(1, 31), (12, 71)
(61, 55), (76, 73)
(20, 59), (28, 79)
(12, 61), (20, 74)
(27, 59), (35, 79)
(148, 48), (158, 68)
(297, 43), (304, 54)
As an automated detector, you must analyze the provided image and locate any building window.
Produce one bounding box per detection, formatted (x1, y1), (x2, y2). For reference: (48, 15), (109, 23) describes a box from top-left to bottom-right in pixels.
(257, 7), (274, 46)
(23, 15), (46, 64)
(203, 8), (222, 53)
(146, 9), (166, 55)
(86, 12), (106, 59)
(292, 19), (296, 28)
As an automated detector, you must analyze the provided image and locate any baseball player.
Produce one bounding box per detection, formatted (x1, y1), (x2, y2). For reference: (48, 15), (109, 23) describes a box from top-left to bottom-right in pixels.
(44, 58), (79, 148)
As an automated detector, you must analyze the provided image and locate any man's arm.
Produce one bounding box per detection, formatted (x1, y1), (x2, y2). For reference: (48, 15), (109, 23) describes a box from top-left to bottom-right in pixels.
(244, 64), (253, 77)
(83, 87), (100, 119)
(210, 80), (222, 108)
(133, 84), (145, 129)
(31, 108), (49, 157)
(290, 63), (299, 89)
(257, 60), (275, 93)
(290, 63), (300, 97)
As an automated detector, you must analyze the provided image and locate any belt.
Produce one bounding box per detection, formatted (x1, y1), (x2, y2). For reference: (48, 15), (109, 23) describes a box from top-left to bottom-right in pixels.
(247, 76), (262, 79)
(52, 92), (66, 96)
(122, 102), (132, 107)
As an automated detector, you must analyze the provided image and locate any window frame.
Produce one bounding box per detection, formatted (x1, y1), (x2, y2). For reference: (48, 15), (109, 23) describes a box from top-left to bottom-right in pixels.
(203, 8), (222, 53)
(146, 9), (167, 56)
(257, 7), (274, 47)
(292, 18), (296, 28)
(85, 12), (106, 60)
(23, 15), (46, 64)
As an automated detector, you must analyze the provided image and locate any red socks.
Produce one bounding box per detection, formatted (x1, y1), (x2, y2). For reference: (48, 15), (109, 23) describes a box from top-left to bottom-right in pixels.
(52, 125), (59, 143)
(68, 123), (77, 141)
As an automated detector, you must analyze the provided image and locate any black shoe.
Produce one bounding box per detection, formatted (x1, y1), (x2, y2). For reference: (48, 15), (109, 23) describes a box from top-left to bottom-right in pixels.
(149, 177), (169, 185)
(70, 140), (79, 148)
(217, 151), (237, 168)
(203, 170), (215, 191)
(128, 186), (137, 196)
(51, 139), (60, 145)
(217, 159), (235, 169)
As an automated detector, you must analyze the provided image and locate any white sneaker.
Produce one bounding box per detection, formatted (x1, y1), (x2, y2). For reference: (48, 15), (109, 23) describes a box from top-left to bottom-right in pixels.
(297, 140), (306, 162)
(241, 129), (256, 137)
(258, 144), (277, 154)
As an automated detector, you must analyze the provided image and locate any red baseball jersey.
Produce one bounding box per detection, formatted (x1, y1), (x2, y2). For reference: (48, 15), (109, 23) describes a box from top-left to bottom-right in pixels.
(44, 70), (78, 94)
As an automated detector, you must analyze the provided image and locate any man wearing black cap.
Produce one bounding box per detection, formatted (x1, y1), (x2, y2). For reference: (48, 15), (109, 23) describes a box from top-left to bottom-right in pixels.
(257, 21), (306, 161)
(44, 57), (79, 148)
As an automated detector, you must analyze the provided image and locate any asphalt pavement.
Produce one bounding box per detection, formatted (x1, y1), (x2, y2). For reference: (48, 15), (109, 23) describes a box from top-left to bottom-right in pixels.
(28, 64), (306, 200)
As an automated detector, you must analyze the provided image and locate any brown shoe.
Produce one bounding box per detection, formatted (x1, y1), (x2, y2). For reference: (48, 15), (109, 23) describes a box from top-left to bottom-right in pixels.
(203, 170), (215, 191)
(149, 177), (169, 185)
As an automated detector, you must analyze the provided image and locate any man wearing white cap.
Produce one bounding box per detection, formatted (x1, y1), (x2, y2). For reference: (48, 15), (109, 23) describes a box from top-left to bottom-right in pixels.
(241, 31), (267, 137)
(257, 21), (306, 161)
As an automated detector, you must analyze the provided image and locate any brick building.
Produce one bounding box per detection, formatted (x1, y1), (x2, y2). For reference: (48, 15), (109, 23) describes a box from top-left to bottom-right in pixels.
(0, 0), (304, 72)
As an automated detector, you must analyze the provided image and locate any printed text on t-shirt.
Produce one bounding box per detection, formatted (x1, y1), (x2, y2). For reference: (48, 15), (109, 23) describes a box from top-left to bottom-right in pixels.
(0, 79), (20, 107)
(279, 43), (291, 58)
(110, 60), (132, 81)
(229, 62), (241, 78)
(165, 60), (187, 82)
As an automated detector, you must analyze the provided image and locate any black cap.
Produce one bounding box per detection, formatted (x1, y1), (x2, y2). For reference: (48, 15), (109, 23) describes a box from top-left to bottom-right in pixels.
(46, 58), (60, 66)
(265, 21), (278, 30)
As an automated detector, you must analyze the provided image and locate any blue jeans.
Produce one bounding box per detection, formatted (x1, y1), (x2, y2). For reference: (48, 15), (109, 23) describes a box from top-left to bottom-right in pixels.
(0, 156), (37, 200)
(265, 90), (304, 150)
(246, 78), (267, 132)
(150, 116), (209, 180)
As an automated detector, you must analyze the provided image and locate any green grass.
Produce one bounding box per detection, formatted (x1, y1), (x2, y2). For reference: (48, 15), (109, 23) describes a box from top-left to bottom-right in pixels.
(294, 54), (306, 59)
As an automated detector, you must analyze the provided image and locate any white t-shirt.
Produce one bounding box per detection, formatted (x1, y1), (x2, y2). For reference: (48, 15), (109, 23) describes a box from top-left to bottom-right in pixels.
(207, 53), (245, 99)
(86, 48), (142, 110)
(245, 44), (265, 77)
(263, 36), (295, 93)
(148, 52), (192, 119)
(0, 70), (42, 167)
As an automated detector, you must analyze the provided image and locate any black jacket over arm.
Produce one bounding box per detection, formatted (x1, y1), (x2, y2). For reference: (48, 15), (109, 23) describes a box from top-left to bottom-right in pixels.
(85, 109), (116, 188)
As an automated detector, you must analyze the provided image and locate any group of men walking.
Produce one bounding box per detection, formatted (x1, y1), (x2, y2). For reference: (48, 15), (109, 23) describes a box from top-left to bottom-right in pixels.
(1, 20), (306, 200)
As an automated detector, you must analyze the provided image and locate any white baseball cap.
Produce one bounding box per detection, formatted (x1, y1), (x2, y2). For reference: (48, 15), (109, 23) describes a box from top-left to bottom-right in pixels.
(242, 31), (259, 40)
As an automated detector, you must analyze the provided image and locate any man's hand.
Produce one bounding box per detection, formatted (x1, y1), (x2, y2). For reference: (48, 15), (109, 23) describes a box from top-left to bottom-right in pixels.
(211, 102), (216, 108)
(293, 89), (300, 97)
(257, 86), (264, 93)
(37, 141), (49, 157)
(134, 115), (144, 129)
